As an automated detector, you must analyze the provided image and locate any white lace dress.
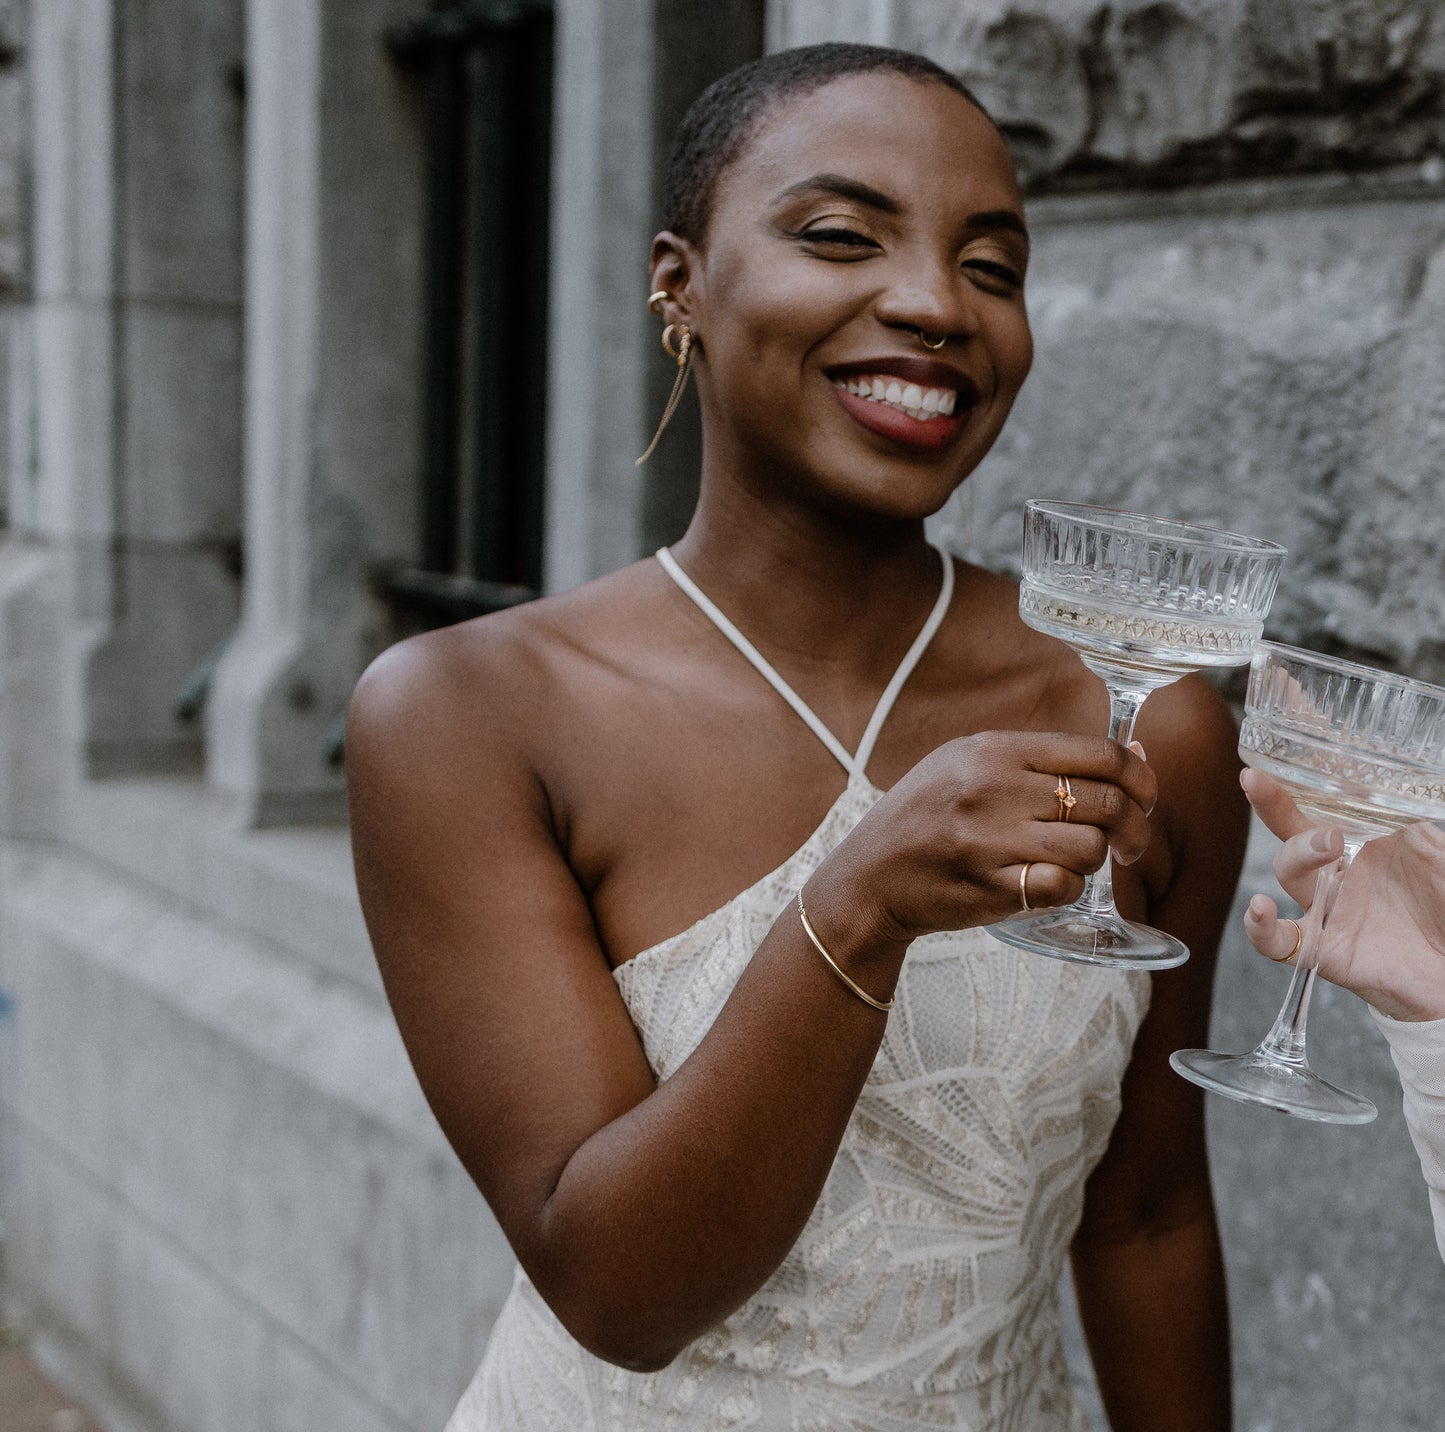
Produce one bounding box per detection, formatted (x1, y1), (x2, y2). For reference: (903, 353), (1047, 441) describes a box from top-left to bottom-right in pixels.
(445, 549), (1151, 1432)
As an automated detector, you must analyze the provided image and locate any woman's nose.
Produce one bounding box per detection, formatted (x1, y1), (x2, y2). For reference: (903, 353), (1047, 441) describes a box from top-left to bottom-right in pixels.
(874, 263), (980, 343)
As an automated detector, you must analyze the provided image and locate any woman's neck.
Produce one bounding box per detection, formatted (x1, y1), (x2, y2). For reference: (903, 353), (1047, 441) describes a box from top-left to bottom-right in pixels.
(668, 478), (946, 677)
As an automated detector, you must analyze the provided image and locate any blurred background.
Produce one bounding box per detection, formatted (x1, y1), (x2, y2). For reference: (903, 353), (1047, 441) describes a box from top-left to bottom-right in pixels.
(0, 0), (1442, 1428)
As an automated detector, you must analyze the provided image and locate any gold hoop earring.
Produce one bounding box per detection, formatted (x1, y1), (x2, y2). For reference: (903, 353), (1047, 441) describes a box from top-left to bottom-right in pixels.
(919, 330), (947, 351)
(646, 289), (668, 315)
(636, 324), (694, 465)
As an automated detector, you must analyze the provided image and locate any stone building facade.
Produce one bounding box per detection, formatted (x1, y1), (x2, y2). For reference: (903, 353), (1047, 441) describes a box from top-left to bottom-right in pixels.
(0, 1), (1441, 1429)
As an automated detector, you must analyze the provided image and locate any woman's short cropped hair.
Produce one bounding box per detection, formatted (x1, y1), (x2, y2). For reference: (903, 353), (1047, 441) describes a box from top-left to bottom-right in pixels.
(662, 42), (991, 244)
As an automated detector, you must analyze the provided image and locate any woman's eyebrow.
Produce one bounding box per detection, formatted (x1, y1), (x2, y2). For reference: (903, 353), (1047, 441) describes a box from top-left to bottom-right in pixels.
(774, 173), (900, 213)
(968, 209), (1030, 242)
(774, 178), (1029, 244)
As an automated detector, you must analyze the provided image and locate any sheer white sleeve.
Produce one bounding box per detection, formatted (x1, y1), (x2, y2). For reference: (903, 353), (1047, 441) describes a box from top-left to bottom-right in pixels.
(1371, 1007), (1445, 1265)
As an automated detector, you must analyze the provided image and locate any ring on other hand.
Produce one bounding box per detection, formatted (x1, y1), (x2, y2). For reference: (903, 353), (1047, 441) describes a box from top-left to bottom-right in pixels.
(1019, 862), (1037, 912)
(1282, 917), (1304, 963)
(1054, 776), (1077, 823)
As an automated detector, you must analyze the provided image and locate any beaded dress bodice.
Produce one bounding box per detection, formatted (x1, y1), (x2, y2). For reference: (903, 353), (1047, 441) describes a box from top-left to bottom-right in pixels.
(445, 550), (1150, 1432)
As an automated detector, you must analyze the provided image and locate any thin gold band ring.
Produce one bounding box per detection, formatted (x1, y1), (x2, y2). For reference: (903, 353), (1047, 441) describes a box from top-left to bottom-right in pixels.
(1019, 862), (1036, 912)
(1282, 917), (1304, 963)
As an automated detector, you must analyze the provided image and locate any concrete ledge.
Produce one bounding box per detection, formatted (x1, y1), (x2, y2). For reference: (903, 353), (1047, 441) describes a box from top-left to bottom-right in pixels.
(56, 775), (377, 995)
(0, 839), (514, 1432)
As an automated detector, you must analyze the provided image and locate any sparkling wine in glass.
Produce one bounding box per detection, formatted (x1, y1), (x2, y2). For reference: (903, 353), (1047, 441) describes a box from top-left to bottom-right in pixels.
(1171, 643), (1445, 1123)
(991, 501), (1286, 970)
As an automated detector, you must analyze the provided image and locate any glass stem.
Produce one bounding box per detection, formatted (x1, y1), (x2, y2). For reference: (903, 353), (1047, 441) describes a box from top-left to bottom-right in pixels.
(1076, 685), (1149, 917)
(1257, 839), (1361, 1065)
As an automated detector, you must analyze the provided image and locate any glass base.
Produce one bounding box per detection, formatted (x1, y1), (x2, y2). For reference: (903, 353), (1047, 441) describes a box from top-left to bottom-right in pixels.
(1170, 1047), (1377, 1124)
(990, 906), (1189, 971)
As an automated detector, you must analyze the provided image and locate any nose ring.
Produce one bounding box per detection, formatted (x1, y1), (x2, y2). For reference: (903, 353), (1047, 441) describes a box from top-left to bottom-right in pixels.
(918, 330), (947, 351)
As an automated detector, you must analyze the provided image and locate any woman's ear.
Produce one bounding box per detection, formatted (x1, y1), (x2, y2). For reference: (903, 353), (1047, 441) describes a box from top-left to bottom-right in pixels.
(648, 231), (701, 328)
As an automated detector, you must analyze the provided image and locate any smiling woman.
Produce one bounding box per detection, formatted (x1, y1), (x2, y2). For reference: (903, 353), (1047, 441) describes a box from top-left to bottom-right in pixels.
(345, 43), (1245, 1432)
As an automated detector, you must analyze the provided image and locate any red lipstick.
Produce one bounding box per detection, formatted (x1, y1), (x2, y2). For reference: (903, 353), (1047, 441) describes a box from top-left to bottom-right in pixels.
(825, 357), (979, 452)
(830, 386), (969, 449)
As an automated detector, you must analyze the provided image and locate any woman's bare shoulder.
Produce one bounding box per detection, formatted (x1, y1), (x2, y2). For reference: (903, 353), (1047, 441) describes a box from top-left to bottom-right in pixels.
(1135, 672), (1241, 777)
(946, 557), (1106, 720)
(951, 559), (1068, 664)
(347, 559), (663, 754)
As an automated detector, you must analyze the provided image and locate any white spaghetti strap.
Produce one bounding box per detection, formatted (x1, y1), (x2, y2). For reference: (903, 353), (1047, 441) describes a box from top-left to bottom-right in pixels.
(656, 546), (863, 778)
(850, 546), (953, 776)
(656, 544), (955, 785)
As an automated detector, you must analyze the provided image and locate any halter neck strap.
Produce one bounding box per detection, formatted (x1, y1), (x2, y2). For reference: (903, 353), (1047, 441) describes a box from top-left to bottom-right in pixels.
(656, 545), (954, 784)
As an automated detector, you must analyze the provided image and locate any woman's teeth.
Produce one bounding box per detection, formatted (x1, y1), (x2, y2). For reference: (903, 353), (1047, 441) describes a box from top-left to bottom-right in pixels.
(835, 375), (959, 422)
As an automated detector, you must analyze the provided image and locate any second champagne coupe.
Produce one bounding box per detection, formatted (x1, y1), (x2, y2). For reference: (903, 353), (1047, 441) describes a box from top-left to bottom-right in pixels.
(991, 501), (1285, 970)
(1171, 643), (1445, 1123)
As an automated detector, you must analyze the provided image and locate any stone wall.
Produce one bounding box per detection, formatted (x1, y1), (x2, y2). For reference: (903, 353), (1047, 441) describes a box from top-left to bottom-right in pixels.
(964, 185), (1445, 685)
(776, 0), (1445, 189)
(899, 0), (1445, 190)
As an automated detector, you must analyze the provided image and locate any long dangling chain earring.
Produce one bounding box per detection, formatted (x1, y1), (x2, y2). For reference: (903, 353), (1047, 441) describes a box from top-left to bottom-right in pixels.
(635, 290), (696, 466)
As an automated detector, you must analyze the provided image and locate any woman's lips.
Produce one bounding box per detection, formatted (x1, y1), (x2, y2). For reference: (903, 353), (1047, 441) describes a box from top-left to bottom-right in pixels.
(824, 356), (980, 452)
(829, 375), (974, 451)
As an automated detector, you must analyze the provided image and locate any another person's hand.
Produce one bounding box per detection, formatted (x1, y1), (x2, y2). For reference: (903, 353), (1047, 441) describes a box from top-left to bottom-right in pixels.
(1240, 768), (1445, 1022)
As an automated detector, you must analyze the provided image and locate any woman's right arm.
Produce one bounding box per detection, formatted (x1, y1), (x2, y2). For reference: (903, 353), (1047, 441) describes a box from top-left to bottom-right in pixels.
(346, 631), (1154, 1371)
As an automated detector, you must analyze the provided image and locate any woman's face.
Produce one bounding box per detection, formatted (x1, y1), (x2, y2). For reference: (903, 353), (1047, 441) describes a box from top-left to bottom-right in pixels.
(665, 71), (1033, 522)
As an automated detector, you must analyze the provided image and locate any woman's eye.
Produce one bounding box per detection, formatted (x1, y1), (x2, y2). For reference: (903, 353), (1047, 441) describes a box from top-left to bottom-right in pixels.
(799, 226), (877, 251)
(964, 258), (1023, 292)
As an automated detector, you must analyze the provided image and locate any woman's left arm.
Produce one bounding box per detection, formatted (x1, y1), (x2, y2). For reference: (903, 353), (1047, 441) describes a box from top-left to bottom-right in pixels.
(1070, 674), (1247, 1432)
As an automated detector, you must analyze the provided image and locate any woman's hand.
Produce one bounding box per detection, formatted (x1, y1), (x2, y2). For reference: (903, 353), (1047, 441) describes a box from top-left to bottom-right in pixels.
(805, 730), (1156, 965)
(1240, 768), (1445, 1022)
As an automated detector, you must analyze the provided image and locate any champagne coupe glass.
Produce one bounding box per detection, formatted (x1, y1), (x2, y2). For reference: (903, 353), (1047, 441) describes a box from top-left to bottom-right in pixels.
(992, 501), (1285, 970)
(1171, 643), (1445, 1123)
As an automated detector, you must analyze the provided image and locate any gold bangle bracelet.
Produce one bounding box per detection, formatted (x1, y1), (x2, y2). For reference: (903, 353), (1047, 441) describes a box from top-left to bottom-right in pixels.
(796, 890), (895, 1013)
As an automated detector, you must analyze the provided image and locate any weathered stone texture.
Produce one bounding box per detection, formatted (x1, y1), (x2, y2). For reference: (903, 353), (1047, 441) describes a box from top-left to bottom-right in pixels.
(948, 191), (1445, 684)
(782, 0), (1445, 190)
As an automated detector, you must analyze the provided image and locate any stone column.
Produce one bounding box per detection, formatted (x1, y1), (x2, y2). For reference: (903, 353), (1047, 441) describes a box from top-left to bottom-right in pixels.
(21, 0), (245, 778)
(541, 0), (661, 592)
(207, 0), (423, 824)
